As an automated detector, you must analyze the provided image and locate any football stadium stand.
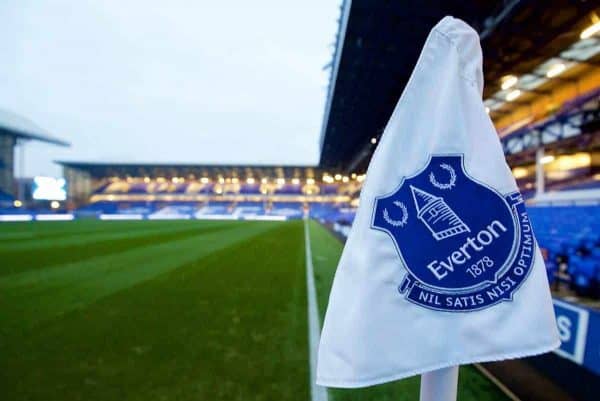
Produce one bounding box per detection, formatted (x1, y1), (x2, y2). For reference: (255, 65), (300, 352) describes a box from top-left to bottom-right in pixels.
(0, 109), (69, 199)
(314, 2), (600, 399)
(50, 162), (362, 223)
(1, 2), (599, 399)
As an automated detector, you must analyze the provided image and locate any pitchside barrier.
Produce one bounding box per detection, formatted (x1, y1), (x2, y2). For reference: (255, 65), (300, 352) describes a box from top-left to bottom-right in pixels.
(553, 299), (600, 375)
(0, 213), (288, 222)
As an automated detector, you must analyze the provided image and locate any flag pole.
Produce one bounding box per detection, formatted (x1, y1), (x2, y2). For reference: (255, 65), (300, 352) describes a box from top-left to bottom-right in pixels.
(419, 366), (459, 401)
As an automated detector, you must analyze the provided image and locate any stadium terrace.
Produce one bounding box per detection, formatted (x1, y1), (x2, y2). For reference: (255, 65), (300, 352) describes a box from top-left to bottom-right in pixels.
(52, 162), (365, 222)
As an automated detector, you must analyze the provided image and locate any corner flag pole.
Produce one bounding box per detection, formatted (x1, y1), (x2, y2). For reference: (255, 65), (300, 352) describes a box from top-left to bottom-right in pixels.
(419, 366), (459, 401)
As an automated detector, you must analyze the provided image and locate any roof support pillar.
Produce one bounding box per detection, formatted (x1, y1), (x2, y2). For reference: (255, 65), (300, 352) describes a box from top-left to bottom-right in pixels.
(535, 147), (545, 197)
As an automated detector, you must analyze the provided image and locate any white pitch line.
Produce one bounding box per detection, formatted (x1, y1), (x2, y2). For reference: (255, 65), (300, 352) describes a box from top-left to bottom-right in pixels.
(304, 219), (329, 401)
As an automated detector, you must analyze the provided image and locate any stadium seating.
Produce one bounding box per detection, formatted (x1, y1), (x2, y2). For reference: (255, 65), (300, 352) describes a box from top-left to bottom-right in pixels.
(149, 202), (199, 218)
(88, 179), (346, 197)
(239, 184), (261, 194)
(314, 203), (356, 222)
(91, 182), (113, 194)
(274, 184), (303, 195)
(196, 201), (232, 215)
(128, 182), (149, 194)
(559, 86), (600, 114)
(0, 206), (34, 215)
(76, 201), (118, 215)
(553, 178), (600, 192)
(310, 203), (344, 221)
(0, 189), (16, 211)
(321, 184), (339, 195)
(270, 202), (304, 218)
(528, 205), (600, 297)
(185, 182), (214, 194)
(76, 201), (156, 215)
(234, 201), (266, 216)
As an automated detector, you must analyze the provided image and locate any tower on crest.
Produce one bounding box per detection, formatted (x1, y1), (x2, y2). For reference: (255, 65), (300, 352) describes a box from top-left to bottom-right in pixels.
(410, 185), (470, 240)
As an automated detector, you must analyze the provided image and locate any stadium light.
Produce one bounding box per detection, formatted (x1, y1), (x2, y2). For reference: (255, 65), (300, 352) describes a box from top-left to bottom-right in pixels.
(546, 63), (566, 78)
(246, 177), (255, 184)
(500, 75), (518, 90)
(323, 175), (334, 183)
(144, 177), (150, 183)
(218, 177), (225, 184)
(512, 167), (529, 179)
(540, 155), (555, 164)
(370, 137), (377, 145)
(276, 178), (285, 185)
(553, 152), (591, 170)
(351, 173), (357, 179)
(231, 177), (239, 184)
(342, 176), (349, 183)
(356, 174), (366, 182)
(291, 178), (300, 185)
(580, 20), (600, 39)
(200, 177), (210, 184)
(306, 178), (315, 185)
(13, 199), (22, 207)
(261, 178), (268, 184)
(50, 201), (60, 209)
(505, 89), (521, 102)
(334, 174), (342, 181)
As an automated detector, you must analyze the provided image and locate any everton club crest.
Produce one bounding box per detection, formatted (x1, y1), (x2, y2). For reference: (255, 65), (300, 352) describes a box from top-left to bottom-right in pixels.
(372, 155), (536, 312)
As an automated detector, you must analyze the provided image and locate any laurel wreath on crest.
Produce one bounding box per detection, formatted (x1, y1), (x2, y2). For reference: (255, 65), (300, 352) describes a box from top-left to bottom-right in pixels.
(429, 163), (456, 190)
(383, 201), (408, 227)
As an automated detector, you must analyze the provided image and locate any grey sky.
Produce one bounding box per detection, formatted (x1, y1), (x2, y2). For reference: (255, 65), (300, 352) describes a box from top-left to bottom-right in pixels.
(0, 0), (340, 177)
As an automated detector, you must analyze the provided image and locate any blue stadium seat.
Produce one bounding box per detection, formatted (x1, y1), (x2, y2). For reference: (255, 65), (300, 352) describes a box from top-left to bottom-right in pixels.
(529, 204), (600, 296)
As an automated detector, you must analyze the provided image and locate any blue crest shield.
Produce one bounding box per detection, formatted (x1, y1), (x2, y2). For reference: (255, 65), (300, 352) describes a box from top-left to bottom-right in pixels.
(372, 155), (536, 312)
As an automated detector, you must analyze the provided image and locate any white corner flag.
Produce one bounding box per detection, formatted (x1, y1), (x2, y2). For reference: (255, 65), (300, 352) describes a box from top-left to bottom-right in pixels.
(316, 16), (560, 389)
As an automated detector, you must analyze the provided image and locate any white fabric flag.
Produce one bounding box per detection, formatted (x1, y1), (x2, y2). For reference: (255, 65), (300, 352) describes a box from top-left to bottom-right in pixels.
(317, 16), (560, 388)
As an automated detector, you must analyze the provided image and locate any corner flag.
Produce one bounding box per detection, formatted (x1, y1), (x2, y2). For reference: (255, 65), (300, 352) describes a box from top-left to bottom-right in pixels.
(316, 16), (560, 388)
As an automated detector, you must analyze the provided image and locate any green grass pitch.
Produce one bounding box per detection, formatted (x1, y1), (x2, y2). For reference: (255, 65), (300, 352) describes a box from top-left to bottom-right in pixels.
(0, 219), (508, 400)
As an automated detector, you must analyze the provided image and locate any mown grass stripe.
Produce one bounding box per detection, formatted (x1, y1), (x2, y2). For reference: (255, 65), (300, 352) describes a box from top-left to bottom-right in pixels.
(0, 220), (227, 252)
(0, 219), (200, 244)
(1, 220), (308, 401)
(0, 221), (282, 330)
(0, 221), (237, 276)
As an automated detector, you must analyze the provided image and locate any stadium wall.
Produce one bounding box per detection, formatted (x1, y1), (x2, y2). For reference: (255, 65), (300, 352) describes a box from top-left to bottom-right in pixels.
(0, 133), (16, 196)
(63, 166), (92, 204)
